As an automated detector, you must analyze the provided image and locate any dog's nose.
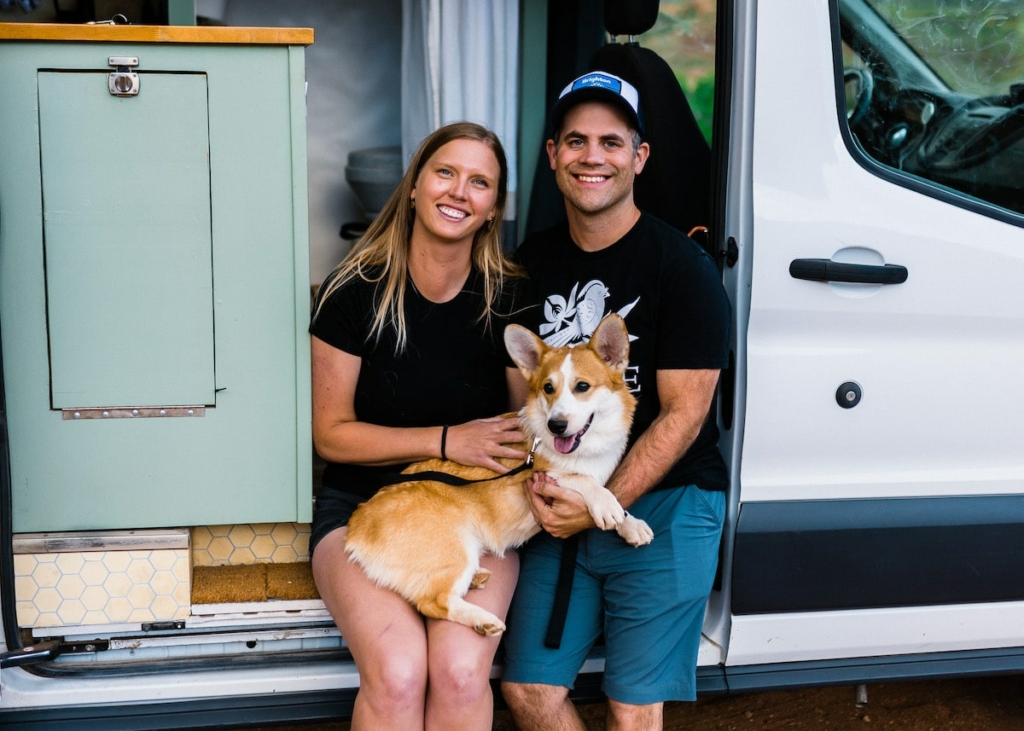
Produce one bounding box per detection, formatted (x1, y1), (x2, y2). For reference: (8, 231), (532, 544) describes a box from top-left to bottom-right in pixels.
(548, 419), (568, 435)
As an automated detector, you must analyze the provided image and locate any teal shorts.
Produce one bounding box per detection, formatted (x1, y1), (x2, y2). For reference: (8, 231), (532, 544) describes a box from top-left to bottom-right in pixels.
(501, 484), (725, 704)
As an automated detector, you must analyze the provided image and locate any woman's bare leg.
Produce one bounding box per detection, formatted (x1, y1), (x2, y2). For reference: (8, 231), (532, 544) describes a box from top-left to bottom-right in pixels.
(425, 551), (520, 731)
(313, 527), (429, 731)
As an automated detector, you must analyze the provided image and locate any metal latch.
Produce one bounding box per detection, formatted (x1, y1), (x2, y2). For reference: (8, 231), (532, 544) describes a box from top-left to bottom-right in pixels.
(0, 640), (63, 669)
(0, 639), (112, 670)
(108, 56), (140, 97)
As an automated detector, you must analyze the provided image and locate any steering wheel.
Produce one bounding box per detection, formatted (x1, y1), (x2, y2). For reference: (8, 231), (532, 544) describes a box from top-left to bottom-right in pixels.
(918, 103), (1024, 170)
(844, 66), (874, 126)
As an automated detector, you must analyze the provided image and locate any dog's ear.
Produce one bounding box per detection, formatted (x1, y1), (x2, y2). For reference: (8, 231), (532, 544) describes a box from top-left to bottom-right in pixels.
(589, 315), (630, 372)
(504, 324), (545, 376)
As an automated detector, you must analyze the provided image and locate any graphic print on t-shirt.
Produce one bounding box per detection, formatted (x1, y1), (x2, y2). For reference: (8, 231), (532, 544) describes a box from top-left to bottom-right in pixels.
(539, 279), (639, 347)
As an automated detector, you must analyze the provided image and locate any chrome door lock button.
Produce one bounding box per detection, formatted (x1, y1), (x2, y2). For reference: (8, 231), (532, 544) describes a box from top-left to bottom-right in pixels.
(836, 381), (862, 409)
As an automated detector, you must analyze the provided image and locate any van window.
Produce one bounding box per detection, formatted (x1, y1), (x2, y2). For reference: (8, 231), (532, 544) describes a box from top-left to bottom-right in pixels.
(644, 0), (716, 145)
(836, 0), (1024, 219)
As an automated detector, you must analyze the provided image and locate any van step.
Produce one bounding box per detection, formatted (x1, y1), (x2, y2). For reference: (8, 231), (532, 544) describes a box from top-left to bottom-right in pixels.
(191, 561), (320, 604)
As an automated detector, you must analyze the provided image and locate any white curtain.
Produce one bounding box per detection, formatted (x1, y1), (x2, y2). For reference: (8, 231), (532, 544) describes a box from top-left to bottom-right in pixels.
(401, 0), (520, 220)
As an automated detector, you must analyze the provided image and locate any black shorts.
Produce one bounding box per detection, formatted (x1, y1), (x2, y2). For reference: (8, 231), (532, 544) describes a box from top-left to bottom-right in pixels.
(309, 488), (365, 558)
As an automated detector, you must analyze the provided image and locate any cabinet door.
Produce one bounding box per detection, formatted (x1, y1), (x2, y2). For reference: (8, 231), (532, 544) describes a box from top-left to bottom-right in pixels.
(39, 71), (215, 410)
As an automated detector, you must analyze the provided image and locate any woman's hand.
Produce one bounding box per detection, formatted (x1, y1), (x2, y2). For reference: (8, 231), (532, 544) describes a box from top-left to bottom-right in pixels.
(444, 415), (526, 473)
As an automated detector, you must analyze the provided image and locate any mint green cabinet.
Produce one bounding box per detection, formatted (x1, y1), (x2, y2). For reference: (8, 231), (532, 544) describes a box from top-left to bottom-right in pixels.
(0, 25), (313, 532)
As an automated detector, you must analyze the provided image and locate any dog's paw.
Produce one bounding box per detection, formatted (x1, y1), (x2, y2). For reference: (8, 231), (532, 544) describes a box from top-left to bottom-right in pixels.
(589, 489), (626, 531)
(617, 513), (654, 547)
(469, 568), (491, 590)
(450, 599), (506, 636)
(475, 619), (506, 636)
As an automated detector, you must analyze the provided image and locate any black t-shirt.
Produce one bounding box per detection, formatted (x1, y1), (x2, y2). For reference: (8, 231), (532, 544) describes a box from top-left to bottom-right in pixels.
(310, 267), (536, 499)
(515, 213), (731, 492)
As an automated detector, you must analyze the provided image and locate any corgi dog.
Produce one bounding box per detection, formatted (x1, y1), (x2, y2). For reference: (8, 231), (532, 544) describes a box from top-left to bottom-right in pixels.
(343, 314), (653, 636)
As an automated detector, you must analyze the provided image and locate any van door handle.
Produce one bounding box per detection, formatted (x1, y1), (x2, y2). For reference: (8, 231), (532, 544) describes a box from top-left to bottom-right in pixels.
(789, 258), (908, 285)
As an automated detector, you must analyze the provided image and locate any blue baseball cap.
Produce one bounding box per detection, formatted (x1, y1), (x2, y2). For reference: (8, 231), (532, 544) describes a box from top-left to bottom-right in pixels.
(550, 71), (644, 136)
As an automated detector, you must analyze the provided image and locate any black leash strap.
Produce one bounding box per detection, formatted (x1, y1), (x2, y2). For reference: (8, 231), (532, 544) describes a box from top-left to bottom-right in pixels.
(377, 469), (492, 487)
(544, 534), (580, 649)
(379, 437), (540, 488)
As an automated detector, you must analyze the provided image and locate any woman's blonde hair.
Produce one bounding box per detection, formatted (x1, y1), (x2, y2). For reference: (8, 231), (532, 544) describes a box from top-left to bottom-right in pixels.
(312, 122), (521, 353)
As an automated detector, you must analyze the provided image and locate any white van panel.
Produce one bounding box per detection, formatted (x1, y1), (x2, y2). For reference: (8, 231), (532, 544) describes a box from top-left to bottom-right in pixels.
(0, 661), (359, 711)
(740, 2), (1024, 506)
(727, 600), (1024, 666)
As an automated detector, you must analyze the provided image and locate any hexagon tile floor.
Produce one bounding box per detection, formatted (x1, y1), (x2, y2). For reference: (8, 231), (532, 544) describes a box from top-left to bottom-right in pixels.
(13, 523), (312, 629)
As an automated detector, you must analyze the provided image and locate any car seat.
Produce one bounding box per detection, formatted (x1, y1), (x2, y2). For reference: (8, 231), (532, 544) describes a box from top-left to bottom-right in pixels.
(589, 0), (713, 242)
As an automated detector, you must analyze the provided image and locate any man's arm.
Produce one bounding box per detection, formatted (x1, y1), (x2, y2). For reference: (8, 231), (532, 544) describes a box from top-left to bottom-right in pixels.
(530, 367), (721, 537)
(608, 367), (720, 507)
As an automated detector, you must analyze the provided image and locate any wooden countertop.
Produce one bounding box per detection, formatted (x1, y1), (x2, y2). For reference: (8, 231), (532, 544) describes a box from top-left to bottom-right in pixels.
(0, 23), (313, 45)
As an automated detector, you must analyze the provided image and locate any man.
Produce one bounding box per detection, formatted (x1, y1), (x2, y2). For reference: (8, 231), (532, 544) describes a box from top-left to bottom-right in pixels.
(500, 71), (731, 731)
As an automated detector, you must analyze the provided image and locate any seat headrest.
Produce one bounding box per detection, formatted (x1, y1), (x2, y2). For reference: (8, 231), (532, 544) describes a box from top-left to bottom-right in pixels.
(603, 0), (660, 37)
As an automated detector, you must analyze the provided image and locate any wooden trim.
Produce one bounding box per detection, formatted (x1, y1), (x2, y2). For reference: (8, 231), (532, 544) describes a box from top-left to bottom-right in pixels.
(0, 23), (313, 45)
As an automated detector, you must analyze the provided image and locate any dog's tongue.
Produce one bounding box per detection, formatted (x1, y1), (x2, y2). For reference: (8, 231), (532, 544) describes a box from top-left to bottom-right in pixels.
(554, 435), (576, 454)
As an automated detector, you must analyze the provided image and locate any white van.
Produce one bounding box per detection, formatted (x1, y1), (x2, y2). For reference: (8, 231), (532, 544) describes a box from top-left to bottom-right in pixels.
(2, 0), (1023, 727)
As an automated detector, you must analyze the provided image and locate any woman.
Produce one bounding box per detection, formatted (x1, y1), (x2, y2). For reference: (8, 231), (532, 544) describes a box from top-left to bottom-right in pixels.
(309, 122), (533, 731)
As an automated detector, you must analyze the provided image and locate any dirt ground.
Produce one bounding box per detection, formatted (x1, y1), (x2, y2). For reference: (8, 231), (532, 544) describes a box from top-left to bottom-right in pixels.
(518, 676), (1024, 730)
(253, 675), (1024, 730)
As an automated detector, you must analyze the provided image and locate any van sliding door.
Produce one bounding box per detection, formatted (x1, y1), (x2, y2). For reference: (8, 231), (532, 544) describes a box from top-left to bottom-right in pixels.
(727, 0), (1024, 673)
